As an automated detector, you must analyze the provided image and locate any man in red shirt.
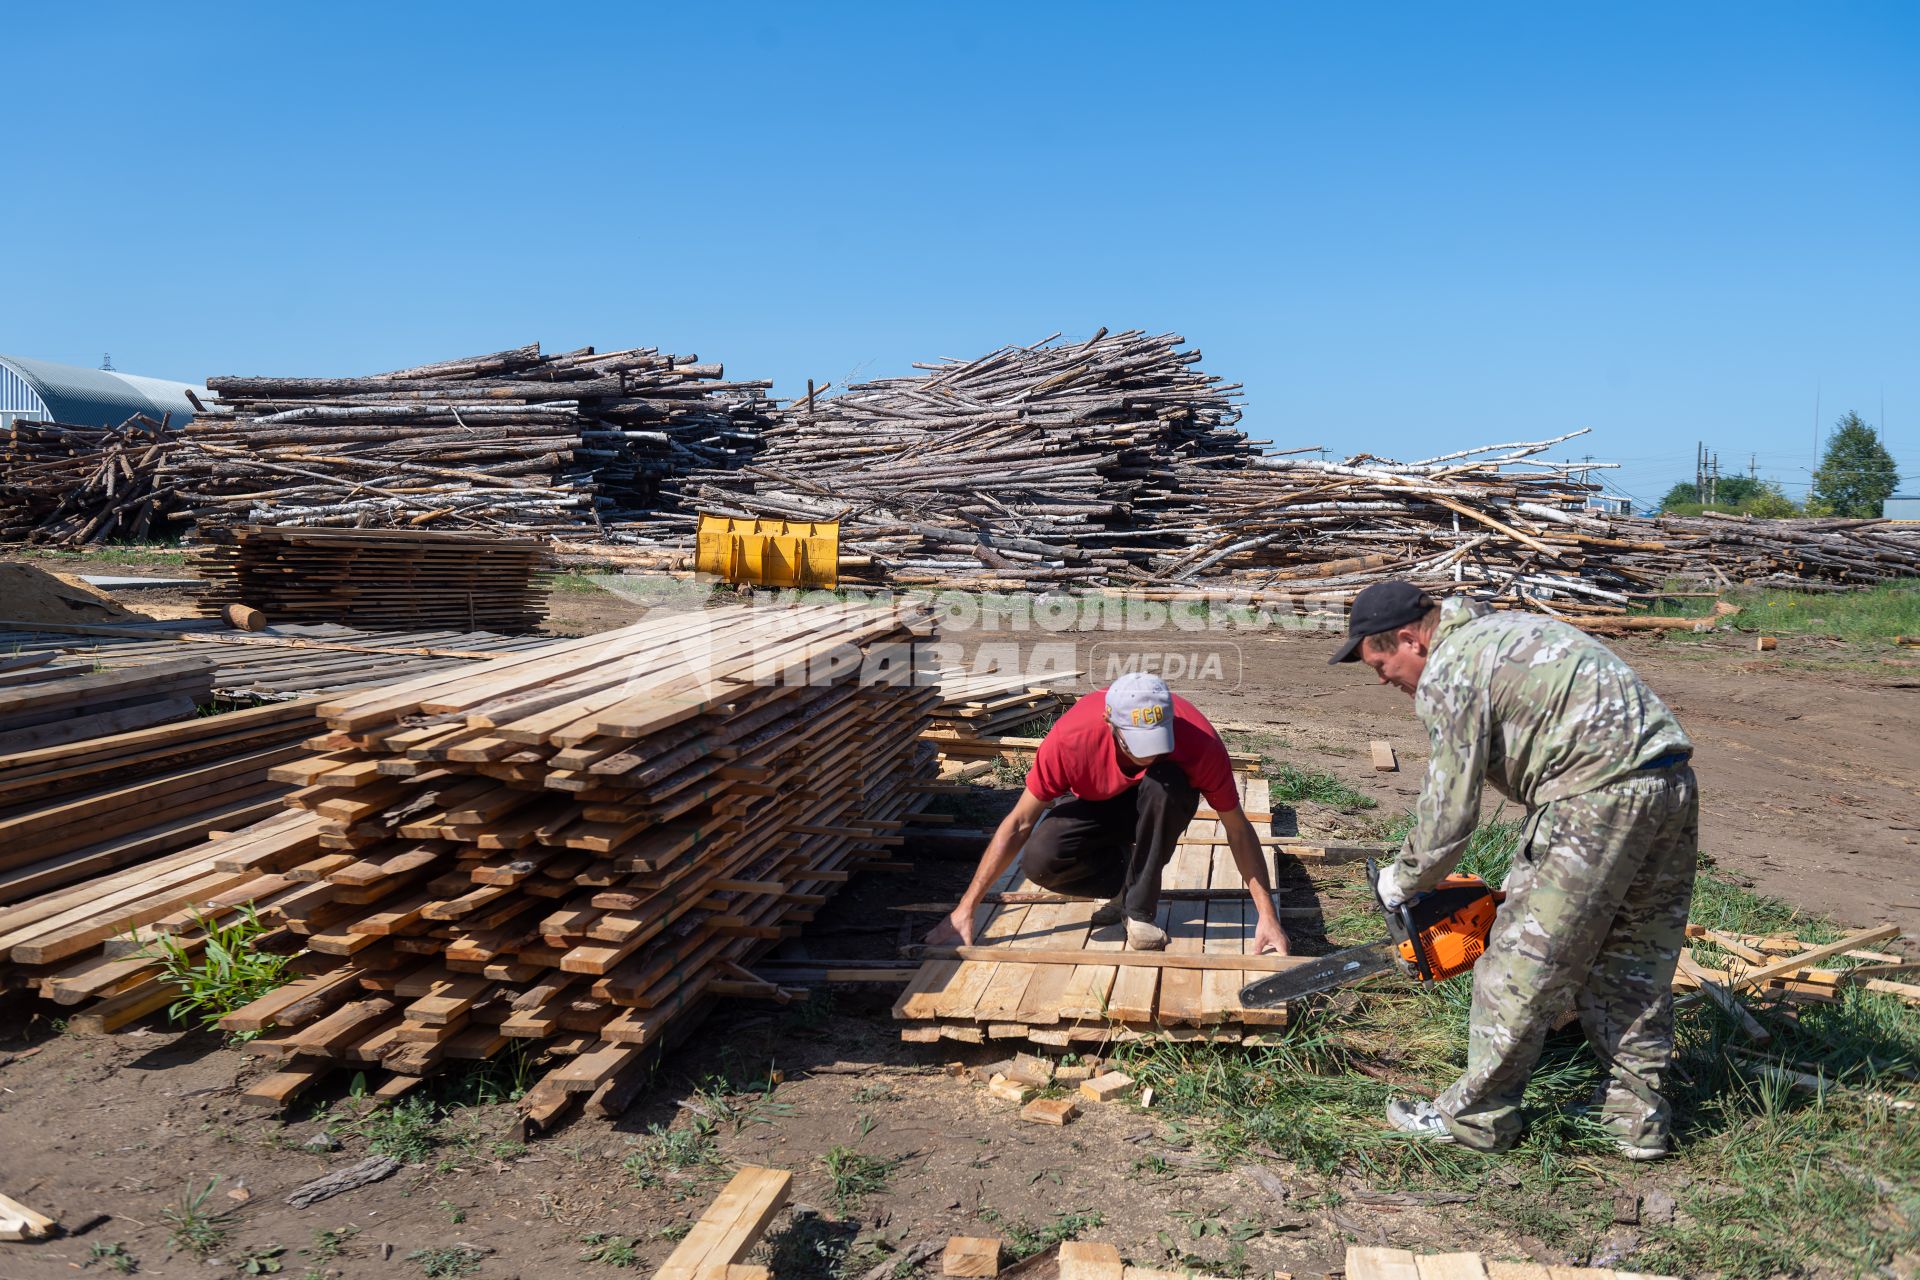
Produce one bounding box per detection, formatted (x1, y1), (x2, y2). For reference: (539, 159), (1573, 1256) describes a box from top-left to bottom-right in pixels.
(929, 673), (1290, 954)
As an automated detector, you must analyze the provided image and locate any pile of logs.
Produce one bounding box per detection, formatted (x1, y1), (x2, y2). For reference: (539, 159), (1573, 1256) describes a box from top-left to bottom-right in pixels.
(0, 414), (177, 545)
(194, 526), (554, 633)
(163, 343), (776, 535)
(683, 329), (1251, 587)
(0, 603), (940, 1122)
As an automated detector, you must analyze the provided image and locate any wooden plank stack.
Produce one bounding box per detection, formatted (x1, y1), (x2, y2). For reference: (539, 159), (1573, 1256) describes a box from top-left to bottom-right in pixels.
(0, 655), (215, 753)
(0, 696), (318, 906)
(928, 669), (1080, 742)
(0, 413), (177, 545)
(163, 343), (777, 535)
(193, 525), (554, 633)
(0, 620), (550, 701)
(684, 329), (1252, 587)
(1346, 1247), (1676, 1280)
(0, 603), (942, 1114)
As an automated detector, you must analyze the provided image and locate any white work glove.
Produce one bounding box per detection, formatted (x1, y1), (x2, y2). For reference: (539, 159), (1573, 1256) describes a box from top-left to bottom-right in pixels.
(1376, 861), (1419, 911)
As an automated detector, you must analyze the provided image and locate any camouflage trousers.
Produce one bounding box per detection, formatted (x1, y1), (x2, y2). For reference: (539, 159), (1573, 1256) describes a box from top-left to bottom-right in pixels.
(1435, 765), (1699, 1151)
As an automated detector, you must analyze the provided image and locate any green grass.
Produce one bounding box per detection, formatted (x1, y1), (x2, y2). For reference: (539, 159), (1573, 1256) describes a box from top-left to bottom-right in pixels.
(822, 1145), (897, 1212)
(407, 1245), (486, 1278)
(578, 1234), (642, 1268)
(161, 1176), (236, 1259)
(141, 905), (292, 1038)
(86, 1242), (138, 1273)
(623, 1120), (720, 1189)
(1107, 817), (1919, 1279)
(976, 1208), (1105, 1261)
(1266, 763), (1377, 811)
(1643, 580), (1920, 647)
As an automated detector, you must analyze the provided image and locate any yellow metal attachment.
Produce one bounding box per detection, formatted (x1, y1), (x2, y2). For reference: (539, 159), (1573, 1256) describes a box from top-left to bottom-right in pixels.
(695, 514), (841, 589)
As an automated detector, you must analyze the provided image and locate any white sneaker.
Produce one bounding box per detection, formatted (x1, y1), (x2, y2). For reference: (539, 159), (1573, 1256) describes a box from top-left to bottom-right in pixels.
(1091, 897), (1126, 927)
(1125, 918), (1169, 950)
(1385, 1098), (1456, 1143)
(1613, 1138), (1671, 1162)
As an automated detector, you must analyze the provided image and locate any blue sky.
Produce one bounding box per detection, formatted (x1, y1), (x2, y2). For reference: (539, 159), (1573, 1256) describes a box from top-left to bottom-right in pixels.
(5, 2), (1916, 508)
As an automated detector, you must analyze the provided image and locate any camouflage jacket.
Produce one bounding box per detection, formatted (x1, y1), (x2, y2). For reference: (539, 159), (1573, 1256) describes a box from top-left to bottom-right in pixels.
(1391, 598), (1692, 893)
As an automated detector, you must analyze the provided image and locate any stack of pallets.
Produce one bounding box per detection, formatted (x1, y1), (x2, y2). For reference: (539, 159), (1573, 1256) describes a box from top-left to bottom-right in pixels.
(194, 526), (553, 632)
(1, 604), (942, 1121)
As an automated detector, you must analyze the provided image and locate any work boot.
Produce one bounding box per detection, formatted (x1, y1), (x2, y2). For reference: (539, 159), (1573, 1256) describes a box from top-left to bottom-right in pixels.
(1091, 897), (1126, 928)
(1125, 917), (1168, 950)
(1385, 1098), (1457, 1143)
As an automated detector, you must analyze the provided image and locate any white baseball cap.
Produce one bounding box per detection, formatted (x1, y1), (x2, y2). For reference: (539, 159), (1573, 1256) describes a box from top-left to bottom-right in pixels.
(1106, 672), (1176, 757)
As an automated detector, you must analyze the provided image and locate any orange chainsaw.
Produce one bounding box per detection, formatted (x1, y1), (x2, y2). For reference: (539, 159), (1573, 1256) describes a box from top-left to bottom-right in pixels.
(1240, 859), (1504, 1007)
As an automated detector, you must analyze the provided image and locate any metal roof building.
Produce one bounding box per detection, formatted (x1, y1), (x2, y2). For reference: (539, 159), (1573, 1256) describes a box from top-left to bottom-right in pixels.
(1884, 494), (1920, 521)
(0, 354), (206, 431)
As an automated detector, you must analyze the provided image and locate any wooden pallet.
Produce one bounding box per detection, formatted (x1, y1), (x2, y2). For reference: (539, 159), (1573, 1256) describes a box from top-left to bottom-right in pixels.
(194, 525), (554, 633)
(894, 777), (1312, 1047)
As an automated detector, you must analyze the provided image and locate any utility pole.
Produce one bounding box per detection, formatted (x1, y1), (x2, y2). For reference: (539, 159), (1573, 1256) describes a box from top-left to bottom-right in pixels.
(1749, 453), (1757, 479)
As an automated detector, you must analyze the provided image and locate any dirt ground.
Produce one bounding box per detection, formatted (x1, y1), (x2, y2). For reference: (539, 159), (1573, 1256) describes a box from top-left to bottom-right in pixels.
(2, 566), (1914, 1279)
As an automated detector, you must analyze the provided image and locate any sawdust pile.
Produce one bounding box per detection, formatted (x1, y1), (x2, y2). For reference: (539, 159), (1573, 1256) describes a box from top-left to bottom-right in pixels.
(0, 564), (142, 625)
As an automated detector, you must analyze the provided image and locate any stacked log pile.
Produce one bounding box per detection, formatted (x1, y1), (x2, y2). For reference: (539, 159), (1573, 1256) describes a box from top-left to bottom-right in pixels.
(0, 414), (176, 545)
(0, 603), (940, 1121)
(194, 526), (554, 633)
(163, 343), (775, 535)
(684, 330), (1251, 587)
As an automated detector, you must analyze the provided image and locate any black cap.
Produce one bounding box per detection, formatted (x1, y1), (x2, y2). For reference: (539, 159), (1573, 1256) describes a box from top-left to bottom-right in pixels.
(1329, 581), (1434, 665)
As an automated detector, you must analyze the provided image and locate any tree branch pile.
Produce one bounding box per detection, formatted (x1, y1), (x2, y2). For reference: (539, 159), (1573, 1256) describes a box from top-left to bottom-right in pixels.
(1128, 432), (1920, 616)
(161, 343), (775, 535)
(678, 329), (1252, 586)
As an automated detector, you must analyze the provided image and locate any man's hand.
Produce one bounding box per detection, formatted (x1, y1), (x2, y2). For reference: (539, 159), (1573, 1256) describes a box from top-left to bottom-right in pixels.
(925, 905), (976, 948)
(1375, 859), (1419, 911)
(1252, 916), (1291, 956)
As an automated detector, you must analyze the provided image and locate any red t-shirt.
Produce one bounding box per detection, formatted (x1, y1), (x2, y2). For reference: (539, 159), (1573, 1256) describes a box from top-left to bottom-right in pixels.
(1025, 689), (1239, 813)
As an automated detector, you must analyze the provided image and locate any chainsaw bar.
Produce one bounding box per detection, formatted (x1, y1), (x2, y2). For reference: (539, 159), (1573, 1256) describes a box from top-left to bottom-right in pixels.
(1239, 939), (1397, 1007)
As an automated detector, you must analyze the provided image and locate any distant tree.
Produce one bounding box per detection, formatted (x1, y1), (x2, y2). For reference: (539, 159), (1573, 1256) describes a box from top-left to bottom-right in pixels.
(1739, 480), (1799, 519)
(1708, 475), (1764, 505)
(1810, 412), (1899, 517)
(1659, 481), (1699, 511)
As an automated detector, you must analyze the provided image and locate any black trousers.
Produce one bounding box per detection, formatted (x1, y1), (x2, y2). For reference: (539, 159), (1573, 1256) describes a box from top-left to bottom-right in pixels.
(1019, 761), (1202, 922)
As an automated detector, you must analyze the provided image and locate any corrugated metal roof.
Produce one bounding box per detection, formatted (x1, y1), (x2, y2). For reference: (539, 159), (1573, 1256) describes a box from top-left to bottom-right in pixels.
(0, 354), (205, 429)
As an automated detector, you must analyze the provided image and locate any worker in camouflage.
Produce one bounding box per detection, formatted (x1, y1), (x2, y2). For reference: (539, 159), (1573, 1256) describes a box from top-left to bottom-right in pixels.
(1330, 580), (1698, 1158)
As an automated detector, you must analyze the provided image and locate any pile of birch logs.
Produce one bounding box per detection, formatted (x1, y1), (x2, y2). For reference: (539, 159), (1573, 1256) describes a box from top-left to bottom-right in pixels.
(163, 343), (775, 535)
(0, 414), (177, 545)
(194, 526), (554, 633)
(0, 603), (940, 1122)
(683, 329), (1252, 587)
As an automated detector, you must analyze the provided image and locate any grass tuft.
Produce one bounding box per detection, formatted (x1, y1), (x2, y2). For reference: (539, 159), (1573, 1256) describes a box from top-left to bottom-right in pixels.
(141, 905), (293, 1038)
(823, 1145), (897, 1212)
(161, 1176), (236, 1259)
(1267, 763), (1377, 811)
